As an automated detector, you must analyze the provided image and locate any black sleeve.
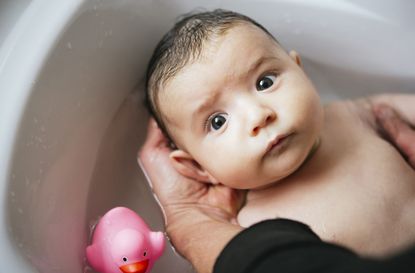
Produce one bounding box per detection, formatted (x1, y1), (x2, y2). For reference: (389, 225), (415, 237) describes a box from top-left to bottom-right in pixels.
(214, 218), (415, 273)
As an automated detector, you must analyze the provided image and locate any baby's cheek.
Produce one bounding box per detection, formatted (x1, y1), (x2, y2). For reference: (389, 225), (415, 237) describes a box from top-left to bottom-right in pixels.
(217, 158), (260, 189)
(294, 93), (322, 133)
(203, 137), (260, 188)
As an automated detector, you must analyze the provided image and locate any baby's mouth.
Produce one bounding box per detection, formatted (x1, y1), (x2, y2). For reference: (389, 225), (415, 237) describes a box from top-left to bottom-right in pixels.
(265, 133), (292, 155)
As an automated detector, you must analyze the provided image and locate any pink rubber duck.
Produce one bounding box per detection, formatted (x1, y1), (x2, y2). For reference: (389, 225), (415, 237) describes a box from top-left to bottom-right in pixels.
(86, 207), (165, 273)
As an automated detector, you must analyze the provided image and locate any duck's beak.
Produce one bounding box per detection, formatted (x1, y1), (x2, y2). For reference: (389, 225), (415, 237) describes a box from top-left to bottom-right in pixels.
(119, 259), (149, 273)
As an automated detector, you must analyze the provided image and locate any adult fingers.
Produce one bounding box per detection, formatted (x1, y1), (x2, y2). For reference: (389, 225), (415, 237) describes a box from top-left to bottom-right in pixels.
(140, 118), (170, 154)
(138, 118), (174, 193)
(374, 104), (415, 168)
(138, 119), (198, 203)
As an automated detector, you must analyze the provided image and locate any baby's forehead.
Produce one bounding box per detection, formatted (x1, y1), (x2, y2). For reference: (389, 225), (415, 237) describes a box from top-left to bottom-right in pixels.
(158, 23), (282, 121)
(202, 23), (280, 57)
(160, 23), (286, 92)
(164, 23), (281, 83)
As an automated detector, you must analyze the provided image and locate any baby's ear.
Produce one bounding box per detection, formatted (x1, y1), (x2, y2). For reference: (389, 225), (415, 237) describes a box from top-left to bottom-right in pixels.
(289, 50), (303, 68)
(169, 150), (217, 183)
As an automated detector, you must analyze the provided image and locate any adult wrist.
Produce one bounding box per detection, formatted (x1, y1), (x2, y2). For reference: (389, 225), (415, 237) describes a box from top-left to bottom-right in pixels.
(165, 207), (242, 273)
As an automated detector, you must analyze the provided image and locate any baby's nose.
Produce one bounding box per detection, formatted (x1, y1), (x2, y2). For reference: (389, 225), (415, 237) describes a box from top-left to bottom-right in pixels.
(250, 108), (277, 136)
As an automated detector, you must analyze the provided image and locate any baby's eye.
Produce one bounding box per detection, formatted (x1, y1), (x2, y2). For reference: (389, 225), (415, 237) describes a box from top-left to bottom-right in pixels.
(209, 113), (227, 131)
(256, 74), (277, 91)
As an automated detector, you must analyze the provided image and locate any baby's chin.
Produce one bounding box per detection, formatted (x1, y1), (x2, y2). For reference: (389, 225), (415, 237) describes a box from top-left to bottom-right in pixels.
(218, 137), (320, 190)
(251, 150), (315, 190)
(249, 173), (293, 191)
(230, 173), (291, 191)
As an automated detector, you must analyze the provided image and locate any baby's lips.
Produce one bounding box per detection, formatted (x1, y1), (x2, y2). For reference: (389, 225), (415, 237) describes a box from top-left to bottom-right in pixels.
(119, 259), (149, 273)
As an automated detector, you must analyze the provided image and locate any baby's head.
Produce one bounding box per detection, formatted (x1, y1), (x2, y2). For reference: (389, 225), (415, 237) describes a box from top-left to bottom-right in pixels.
(145, 9), (323, 189)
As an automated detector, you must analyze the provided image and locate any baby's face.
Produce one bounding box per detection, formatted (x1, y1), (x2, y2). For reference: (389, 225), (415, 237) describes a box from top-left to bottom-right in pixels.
(159, 23), (323, 189)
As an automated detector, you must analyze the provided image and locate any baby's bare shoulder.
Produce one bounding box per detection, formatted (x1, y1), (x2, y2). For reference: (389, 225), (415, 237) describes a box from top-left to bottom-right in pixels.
(323, 98), (378, 132)
(324, 93), (415, 133)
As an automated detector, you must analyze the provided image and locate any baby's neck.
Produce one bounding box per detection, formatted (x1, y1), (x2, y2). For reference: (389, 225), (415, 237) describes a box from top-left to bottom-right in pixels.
(302, 137), (321, 166)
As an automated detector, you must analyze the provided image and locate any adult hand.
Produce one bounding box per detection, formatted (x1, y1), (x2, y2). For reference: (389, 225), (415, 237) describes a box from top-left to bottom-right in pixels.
(373, 104), (415, 168)
(138, 119), (245, 273)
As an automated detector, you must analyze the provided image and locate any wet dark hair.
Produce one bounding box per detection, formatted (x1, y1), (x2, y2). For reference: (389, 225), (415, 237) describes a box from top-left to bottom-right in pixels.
(145, 9), (277, 144)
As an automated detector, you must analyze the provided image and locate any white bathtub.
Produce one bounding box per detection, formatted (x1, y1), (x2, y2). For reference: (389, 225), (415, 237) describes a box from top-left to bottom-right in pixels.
(1, 0), (414, 272)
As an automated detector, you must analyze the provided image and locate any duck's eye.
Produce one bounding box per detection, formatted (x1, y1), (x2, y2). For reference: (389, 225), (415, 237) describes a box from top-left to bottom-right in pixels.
(256, 75), (277, 91)
(143, 251), (147, 257)
(210, 114), (227, 130)
(122, 257), (128, 262)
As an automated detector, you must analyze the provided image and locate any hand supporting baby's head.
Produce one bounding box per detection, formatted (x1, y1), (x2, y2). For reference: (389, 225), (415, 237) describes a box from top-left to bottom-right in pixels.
(144, 9), (323, 190)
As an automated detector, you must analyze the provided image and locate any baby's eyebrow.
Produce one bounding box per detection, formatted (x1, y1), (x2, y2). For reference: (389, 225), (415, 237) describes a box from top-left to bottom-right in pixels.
(240, 55), (280, 80)
(194, 90), (221, 117)
(193, 55), (279, 121)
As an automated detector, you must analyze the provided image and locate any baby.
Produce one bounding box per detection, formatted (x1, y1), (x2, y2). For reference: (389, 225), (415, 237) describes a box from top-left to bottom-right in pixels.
(144, 9), (415, 257)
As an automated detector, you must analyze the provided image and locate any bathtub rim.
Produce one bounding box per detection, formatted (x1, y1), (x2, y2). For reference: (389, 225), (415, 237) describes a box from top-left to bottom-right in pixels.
(0, 0), (84, 271)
